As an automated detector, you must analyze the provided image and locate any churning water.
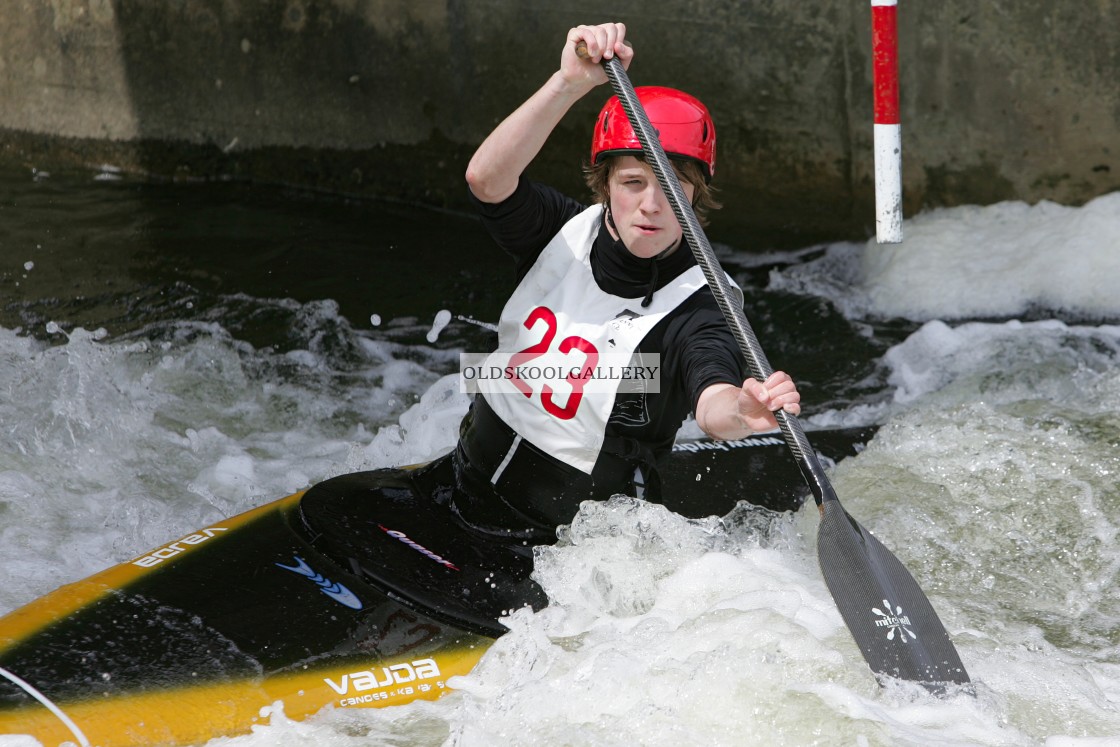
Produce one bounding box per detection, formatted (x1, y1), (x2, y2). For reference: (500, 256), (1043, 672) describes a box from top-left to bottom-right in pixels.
(2, 166), (1119, 746)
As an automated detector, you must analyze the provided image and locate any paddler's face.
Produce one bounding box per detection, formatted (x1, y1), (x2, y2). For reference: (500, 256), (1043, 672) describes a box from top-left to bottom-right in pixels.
(605, 156), (695, 259)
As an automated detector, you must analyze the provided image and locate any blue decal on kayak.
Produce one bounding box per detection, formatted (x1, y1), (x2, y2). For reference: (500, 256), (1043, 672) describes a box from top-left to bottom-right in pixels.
(276, 556), (363, 610)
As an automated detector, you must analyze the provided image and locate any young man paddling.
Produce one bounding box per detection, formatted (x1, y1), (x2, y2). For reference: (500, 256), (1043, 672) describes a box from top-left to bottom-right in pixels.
(449, 22), (800, 542)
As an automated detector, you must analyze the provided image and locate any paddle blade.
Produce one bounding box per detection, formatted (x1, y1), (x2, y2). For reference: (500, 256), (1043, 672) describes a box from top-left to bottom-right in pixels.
(818, 500), (970, 691)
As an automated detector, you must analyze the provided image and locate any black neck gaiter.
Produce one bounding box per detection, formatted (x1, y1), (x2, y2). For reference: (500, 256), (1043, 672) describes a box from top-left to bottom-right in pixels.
(589, 216), (697, 307)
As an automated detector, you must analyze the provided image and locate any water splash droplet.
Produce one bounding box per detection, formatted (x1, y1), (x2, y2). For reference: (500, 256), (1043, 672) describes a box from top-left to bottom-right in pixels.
(426, 309), (452, 343)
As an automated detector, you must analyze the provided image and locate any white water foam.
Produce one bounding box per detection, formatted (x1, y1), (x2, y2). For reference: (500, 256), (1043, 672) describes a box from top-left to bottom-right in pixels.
(769, 192), (1120, 322)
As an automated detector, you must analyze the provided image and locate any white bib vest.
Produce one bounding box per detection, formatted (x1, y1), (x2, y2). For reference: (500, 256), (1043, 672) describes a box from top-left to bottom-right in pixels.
(479, 204), (741, 474)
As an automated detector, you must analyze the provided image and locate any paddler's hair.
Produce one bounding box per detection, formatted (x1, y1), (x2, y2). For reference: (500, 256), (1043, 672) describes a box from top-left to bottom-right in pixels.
(582, 154), (721, 227)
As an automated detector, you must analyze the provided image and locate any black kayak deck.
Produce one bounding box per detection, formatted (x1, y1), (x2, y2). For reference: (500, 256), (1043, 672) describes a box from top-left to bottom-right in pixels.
(299, 459), (548, 638)
(298, 425), (878, 638)
(661, 425), (877, 516)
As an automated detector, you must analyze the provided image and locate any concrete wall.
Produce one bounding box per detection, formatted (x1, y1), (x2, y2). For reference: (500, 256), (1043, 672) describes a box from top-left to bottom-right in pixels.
(1, 0), (1117, 249)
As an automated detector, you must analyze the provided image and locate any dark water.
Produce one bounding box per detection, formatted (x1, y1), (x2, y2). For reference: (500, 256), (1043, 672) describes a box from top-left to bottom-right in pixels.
(0, 164), (902, 417)
(0, 165), (512, 350)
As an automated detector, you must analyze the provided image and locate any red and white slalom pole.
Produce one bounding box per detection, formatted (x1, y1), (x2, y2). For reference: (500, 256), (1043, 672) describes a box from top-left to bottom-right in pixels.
(872, 0), (902, 243)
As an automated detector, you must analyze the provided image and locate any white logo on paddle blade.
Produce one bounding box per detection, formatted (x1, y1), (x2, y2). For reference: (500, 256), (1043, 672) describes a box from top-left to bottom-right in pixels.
(276, 556), (363, 610)
(872, 599), (917, 641)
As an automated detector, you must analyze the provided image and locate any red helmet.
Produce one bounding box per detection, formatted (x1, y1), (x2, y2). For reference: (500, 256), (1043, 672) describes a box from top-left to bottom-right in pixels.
(591, 86), (717, 181)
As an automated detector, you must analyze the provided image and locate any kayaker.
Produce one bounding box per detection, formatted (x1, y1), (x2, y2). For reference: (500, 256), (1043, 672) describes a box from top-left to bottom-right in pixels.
(450, 21), (801, 542)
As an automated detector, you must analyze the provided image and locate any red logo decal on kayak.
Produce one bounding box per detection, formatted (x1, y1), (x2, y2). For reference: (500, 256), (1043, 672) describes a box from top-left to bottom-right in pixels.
(378, 525), (460, 571)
